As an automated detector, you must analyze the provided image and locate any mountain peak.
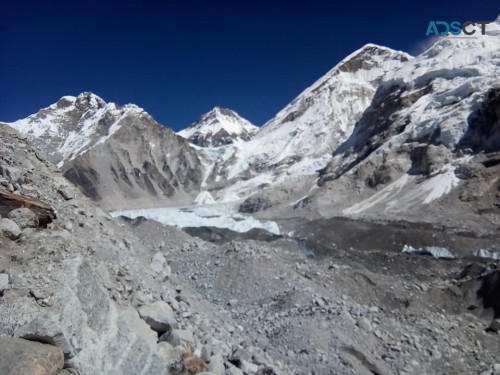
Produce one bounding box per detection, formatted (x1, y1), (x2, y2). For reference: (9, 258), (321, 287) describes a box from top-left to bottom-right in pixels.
(178, 108), (257, 148)
(75, 92), (107, 110)
(205, 106), (245, 121)
(208, 106), (233, 115)
(51, 92), (107, 111)
(335, 43), (412, 75)
(250, 42), (412, 171)
(7, 93), (149, 167)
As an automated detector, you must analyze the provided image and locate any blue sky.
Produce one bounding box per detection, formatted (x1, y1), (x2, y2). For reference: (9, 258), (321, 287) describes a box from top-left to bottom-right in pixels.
(1, 0), (498, 131)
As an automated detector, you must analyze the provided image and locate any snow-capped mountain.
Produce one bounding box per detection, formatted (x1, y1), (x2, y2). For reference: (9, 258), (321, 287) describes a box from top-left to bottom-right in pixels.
(198, 44), (412, 202)
(4, 92), (204, 210)
(308, 17), (500, 227)
(252, 44), (412, 168)
(8, 93), (142, 168)
(4, 17), (498, 228)
(5, 44), (413, 208)
(178, 107), (258, 147)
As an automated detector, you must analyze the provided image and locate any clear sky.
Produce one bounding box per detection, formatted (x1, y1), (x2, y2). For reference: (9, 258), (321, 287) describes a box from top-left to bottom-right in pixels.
(1, 0), (498, 131)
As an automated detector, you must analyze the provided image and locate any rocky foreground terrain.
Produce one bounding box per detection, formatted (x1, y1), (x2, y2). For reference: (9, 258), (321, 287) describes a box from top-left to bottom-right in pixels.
(0, 125), (289, 374)
(1, 120), (500, 375)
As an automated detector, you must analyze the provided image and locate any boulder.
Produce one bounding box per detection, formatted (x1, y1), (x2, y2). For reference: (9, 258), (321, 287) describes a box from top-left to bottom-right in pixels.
(138, 300), (176, 334)
(0, 273), (9, 294)
(357, 316), (373, 332)
(175, 328), (195, 344)
(57, 186), (74, 200)
(209, 354), (225, 375)
(0, 188), (56, 226)
(241, 360), (259, 374)
(7, 207), (39, 229)
(14, 260), (171, 374)
(150, 252), (166, 274)
(0, 217), (21, 239)
(0, 164), (22, 183)
(15, 312), (76, 359)
(488, 319), (500, 333)
(0, 337), (64, 375)
(226, 364), (244, 375)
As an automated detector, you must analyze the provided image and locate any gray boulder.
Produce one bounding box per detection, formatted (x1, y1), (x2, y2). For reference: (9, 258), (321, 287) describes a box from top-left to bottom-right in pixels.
(0, 217), (21, 239)
(7, 207), (39, 229)
(13, 259), (170, 374)
(488, 319), (500, 333)
(138, 300), (176, 333)
(0, 273), (9, 294)
(150, 252), (166, 274)
(57, 186), (75, 200)
(15, 311), (76, 359)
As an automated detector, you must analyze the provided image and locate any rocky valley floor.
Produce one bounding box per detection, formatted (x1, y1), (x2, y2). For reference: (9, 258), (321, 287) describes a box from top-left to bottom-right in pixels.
(127, 218), (500, 375)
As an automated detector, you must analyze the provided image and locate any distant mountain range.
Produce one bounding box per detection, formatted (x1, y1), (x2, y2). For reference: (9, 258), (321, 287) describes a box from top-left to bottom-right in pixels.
(3, 16), (499, 231)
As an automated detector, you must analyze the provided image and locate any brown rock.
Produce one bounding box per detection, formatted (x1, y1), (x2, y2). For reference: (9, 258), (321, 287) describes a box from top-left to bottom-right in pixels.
(0, 188), (56, 226)
(0, 337), (64, 375)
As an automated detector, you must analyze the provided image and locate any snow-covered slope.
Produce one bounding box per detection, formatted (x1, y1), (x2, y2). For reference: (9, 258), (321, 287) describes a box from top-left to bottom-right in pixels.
(178, 107), (258, 147)
(199, 44), (412, 201)
(310, 18), (500, 226)
(321, 18), (500, 184)
(252, 44), (412, 167)
(7, 92), (143, 168)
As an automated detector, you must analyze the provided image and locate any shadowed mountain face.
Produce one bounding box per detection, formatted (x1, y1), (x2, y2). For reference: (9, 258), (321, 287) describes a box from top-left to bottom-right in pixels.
(460, 86), (500, 153)
(61, 109), (204, 210)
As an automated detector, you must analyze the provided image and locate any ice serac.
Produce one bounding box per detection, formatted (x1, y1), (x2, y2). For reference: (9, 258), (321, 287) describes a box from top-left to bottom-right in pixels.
(312, 20), (500, 228)
(8, 92), (204, 210)
(178, 107), (258, 147)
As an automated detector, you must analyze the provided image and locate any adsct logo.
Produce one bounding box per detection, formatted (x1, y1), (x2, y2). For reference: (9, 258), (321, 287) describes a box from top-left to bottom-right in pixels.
(426, 21), (490, 37)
